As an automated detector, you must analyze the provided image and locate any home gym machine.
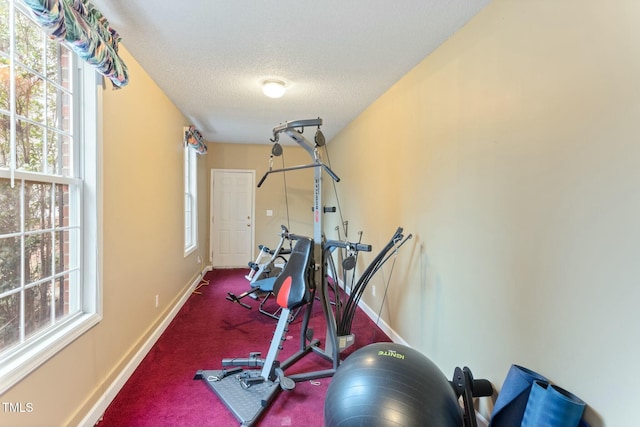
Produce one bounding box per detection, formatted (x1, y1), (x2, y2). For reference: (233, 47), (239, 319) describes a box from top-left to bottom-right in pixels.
(194, 228), (384, 427)
(255, 118), (386, 362)
(195, 119), (412, 426)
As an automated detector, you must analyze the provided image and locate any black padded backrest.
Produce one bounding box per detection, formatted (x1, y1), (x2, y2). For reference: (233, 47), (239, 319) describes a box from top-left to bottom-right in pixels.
(273, 237), (313, 310)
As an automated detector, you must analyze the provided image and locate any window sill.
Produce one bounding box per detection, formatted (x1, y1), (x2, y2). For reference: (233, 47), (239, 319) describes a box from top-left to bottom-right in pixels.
(0, 312), (102, 395)
(184, 245), (198, 258)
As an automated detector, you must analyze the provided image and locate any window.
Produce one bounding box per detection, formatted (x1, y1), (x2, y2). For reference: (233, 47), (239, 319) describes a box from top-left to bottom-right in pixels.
(0, 0), (100, 393)
(184, 139), (198, 256)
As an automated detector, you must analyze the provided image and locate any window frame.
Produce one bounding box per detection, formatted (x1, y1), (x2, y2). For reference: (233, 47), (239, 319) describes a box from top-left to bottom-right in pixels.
(184, 140), (198, 256)
(0, 0), (102, 394)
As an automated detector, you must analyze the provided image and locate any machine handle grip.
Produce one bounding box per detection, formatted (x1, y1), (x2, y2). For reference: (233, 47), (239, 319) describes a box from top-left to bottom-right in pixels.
(324, 240), (372, 252)
(354, 243), (372, 252)
(450, 367), (494, 397)
(470, 379), (493, 397)
(257, 172), (269, 188)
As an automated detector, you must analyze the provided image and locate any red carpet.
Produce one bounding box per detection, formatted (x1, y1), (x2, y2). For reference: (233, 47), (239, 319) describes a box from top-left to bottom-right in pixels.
(96, 268), (390, 427)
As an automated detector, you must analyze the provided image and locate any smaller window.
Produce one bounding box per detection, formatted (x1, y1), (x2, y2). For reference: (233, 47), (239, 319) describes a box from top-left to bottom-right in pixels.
(184, 142), (197, 256)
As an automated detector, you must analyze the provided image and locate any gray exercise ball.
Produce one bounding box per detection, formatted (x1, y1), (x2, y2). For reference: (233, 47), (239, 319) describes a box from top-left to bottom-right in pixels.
(324, 342), (462, 427)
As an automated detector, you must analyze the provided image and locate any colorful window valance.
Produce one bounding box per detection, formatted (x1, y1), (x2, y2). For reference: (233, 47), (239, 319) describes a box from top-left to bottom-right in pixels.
(185, 126), (208, 155)
(22, 0), (129, 88)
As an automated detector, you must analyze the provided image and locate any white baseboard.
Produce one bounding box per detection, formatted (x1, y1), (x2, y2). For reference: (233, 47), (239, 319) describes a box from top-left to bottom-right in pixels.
(332, 273), (407, 346)
(78, 266), (211, 427)
(356, 297), (408, 346)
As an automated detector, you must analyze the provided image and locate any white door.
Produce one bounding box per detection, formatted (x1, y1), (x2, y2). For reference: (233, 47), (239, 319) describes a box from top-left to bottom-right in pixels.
(210, 169), (255, 267)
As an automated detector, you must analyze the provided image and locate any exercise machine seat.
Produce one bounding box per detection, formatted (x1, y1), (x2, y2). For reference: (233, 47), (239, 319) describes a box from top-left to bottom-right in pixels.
(273, 237), (313, 310)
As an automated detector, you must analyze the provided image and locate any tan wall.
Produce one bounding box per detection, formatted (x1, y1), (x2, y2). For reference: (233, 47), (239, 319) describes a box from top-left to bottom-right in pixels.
(324, 1), (640, 425)
(5, 1), (637, 425)
(0, 47), (208, 426)
(207, 142), (318, 258)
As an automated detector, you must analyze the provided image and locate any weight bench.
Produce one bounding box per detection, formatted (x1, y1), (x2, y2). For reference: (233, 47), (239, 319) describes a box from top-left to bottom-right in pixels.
(195, 236), (315, 427)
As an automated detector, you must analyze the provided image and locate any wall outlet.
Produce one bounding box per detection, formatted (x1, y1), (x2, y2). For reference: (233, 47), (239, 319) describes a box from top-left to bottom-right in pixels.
(266, 209), (273, 217)
(155, 294), (159, 308)
(197, 255), (202, 264)
(372, 285), (376, 297)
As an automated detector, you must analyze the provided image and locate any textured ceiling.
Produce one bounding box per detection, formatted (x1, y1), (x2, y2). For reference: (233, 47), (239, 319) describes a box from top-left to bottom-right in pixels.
(90, 0), (491, 144)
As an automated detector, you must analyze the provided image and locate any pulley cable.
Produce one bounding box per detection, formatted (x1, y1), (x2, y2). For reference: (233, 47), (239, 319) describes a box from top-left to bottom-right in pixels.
(281, 151), (291, 234)
(322, 143), (347, 238)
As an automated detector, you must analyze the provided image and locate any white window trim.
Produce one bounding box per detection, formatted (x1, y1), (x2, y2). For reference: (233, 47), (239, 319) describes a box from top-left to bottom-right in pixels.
(0, 62), (103, 395)
(184, 142), (198, 257)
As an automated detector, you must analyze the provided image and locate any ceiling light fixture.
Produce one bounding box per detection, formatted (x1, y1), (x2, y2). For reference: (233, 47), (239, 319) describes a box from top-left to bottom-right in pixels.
(262, 79), (286, 98)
